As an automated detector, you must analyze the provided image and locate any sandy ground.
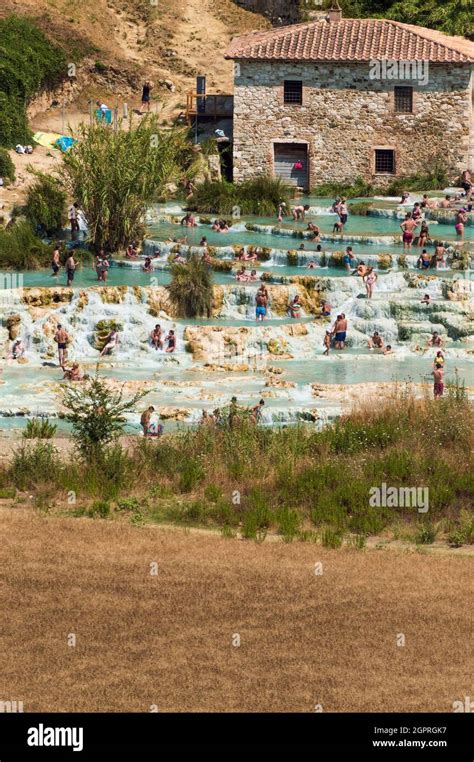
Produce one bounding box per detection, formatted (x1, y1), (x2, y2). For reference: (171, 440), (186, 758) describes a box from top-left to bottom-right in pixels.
(1, 508), (471, 712)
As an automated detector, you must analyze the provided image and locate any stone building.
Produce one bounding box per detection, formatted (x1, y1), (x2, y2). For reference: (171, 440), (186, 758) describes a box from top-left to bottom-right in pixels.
(225, 6), (474, 190)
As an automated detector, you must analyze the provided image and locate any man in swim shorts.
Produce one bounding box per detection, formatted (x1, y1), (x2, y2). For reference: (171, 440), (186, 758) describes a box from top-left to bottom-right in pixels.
(333, 313), (347, 349)
(54, 324), (70, 368)
(256, 291), (267, 322)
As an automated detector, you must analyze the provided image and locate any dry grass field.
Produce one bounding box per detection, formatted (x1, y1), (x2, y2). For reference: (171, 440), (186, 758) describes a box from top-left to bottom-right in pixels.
(1, 508), (470, 713)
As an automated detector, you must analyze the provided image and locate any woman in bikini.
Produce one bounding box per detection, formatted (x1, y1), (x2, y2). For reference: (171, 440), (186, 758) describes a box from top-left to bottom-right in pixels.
(364, 267), (377, 299)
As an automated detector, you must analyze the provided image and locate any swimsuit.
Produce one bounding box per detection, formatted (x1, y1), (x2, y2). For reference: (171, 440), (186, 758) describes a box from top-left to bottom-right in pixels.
(58, 342), (67, 350)
(335, 331), (346, 342)
(52, 263), (59, 274)
(340, 214), (348, 224)
(343, 255), (351, 265)
(256, 305), (266, 317)
(403, 231), (414, 243)
(67, 268), (75, 280)
(434, 382), (444, 396)
(422, 259), (431, 269)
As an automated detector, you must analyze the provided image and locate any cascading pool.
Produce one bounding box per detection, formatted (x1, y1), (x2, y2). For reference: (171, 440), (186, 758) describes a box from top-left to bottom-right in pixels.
(1, 197), (473, 430)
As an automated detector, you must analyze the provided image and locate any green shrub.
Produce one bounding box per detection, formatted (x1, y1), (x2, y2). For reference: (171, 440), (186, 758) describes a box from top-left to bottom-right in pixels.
(189, 176), (291, 216)
(23, 417), (57, 440)
(88, 500), (110, 518)
(321, 527), (344, 549)
(348, 201), (373, 215)
(447, 530), (464, 548)
(204, 484), (222, 502)
(0, 16), (66, 147)
(61, 370), (149, 461)
(179, 458), (205, 492)
(11, 442), (59, 489)
(0, 220), (52, 269)
(275, 506), (301, 542)
(168, 253), (214, 318)
(0, 148), (15, 181)
(25, 173), (66, 234)
(415, 522), (438, 545)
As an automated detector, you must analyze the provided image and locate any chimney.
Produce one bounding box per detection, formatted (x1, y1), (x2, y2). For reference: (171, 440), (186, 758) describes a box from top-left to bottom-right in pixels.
(327, 1), (343, 22)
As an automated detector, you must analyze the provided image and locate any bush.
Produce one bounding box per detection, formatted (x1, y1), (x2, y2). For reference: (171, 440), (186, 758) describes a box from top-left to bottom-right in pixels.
(0, 148), (15, 181)
(61, 369), (149, 461)
(189, 176), (291, 216)
(168, 253), (214, 318)
(0, 16), (66, 147)
(0, 220), (52, 269)
(11, 442), (59, 489)
(23, 418), (57, 440)
(88, 500), (111, 518)
(24, 173), (66, 234)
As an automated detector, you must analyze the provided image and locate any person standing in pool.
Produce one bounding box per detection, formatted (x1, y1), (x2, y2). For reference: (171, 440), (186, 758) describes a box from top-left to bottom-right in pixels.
(65, 253), (76, 286)
(99, 254), (110, 283)
(256, 290), (267, 322)
(51, 245), (61, 277)
(364, 267), (377, 299)
(323, 330), (331, 356)
(333, 313), (347, 350)
(54, 324), (70, 368)
(417, 220), (429, 248)
(432, 363), (444, 399)
(400, 212), (418, 250)
(338, 197), (348, 231)
(455, 209), (467, 239)
(434, 243), (446, 268)
(141, 81), (152, 113)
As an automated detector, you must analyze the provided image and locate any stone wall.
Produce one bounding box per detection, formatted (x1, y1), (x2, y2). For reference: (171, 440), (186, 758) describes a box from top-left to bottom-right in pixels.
(232, 61), (473, 187)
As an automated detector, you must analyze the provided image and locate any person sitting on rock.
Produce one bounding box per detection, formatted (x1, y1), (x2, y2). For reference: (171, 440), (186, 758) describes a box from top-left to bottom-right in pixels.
(63, 361), (84, 381)
(8, 338), (25, 360)
(126, 243), (138, 258)
(368, 331), (384, 350)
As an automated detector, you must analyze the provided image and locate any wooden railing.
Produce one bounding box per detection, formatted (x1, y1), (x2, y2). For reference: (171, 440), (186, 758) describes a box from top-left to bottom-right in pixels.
(185, 93), (234, 122)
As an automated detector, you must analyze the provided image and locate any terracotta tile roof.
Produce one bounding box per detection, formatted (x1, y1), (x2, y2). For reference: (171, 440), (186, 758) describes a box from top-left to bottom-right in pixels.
(224, 18), (474, 63)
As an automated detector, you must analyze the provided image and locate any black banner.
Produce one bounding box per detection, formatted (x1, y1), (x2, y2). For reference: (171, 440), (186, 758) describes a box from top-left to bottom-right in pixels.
(0, 712), (471, 758)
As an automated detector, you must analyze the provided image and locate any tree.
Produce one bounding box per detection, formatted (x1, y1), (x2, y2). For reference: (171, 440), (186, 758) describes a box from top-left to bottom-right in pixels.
(336, 0), (474, 39)
(61, 117), (201, 252)
(61, 368), (149, 461)
(168, 253), (214, 318)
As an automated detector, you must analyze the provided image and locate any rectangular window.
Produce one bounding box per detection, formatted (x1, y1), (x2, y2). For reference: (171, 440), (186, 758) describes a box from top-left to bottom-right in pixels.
(394, 85), (413, 113)
(283, 80), (303, 105)
(375, 149), (395, 174)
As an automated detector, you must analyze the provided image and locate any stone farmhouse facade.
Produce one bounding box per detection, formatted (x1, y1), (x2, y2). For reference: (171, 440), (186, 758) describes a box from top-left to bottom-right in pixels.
(225, 7), (474, 190)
